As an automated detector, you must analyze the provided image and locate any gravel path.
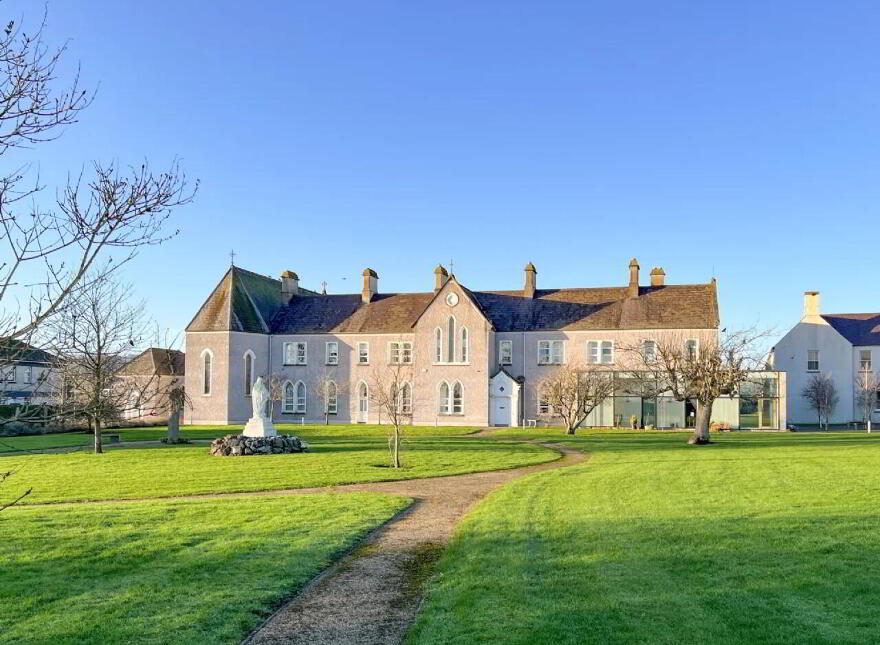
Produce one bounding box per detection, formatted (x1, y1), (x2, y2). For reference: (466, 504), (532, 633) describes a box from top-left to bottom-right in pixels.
(242, 439), (586, 645)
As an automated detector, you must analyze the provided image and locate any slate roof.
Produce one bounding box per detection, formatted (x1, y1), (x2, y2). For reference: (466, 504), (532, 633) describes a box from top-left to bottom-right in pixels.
(186, 267), (319, 333)
(189, 267), (719, 335)
(268, 283), (718, 334)
(821, 314), (880, 346)
(0, 339), (55, 365)
(119, 348), (185, 377)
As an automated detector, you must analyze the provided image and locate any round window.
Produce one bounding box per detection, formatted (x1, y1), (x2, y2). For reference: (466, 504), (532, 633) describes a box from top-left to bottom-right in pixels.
(445, 292), (459, 307)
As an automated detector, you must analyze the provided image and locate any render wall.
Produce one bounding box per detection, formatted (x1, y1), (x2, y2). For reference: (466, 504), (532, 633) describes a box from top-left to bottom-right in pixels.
(184, 331), (230, 425)
(773, 320), (854, 424)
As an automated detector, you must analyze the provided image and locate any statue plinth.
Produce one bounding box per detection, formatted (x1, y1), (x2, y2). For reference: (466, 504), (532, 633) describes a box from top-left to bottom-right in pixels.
(243, 416), (276, 437)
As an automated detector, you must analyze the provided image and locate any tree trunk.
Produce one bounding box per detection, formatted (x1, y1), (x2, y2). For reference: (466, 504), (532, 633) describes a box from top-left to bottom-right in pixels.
(688, 402), (711, 445)
(167, 410), (180, 442)
(391, 426), (401, 468)
(566, 425), (576, 435)
(325, 410), (329, 425)
(94, 416), (103, 454)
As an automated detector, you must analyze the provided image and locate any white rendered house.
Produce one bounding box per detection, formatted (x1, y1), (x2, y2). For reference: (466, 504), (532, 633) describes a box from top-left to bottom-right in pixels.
(771, 292), (880, 426)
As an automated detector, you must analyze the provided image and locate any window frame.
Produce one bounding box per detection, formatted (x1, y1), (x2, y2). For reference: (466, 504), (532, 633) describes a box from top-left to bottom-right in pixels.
(389, 341), (413, 365)
(283, 341), (307, 366)
(685, 339), (699, 361)
(357, 341), (370, 365)
(499, 339), (513, 366)
(460, 327), (469, 363)
(398, 381), (413, 414)
(860, 349), (872, 372)
(325, 341), (339, 365)
(282, 380), (295, 413)
(326, 380), (338, 414)
(538, 340), (565, 365)
(434, 328), (442, 363)
(4, 366), (15, 383)
(23, 366), (32, 384)
(807, 349), (819, 372)
(642, 339), (656, 363)
(438, 381), (450, 414)
(295, 380), (306, 414)
(200, 349), (213, 396)
(243, 350), (255, 397)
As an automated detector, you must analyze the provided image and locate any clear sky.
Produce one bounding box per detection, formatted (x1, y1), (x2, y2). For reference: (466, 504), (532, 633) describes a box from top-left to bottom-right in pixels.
(9, 1), (880, 342)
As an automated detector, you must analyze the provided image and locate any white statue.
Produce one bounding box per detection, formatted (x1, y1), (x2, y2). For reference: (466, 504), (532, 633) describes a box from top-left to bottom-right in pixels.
(243, 375), (276, 437)
(251, 376), (270, 418)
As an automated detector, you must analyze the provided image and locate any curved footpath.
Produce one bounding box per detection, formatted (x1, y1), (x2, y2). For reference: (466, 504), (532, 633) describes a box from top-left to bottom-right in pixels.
(242, 435), (586, 645)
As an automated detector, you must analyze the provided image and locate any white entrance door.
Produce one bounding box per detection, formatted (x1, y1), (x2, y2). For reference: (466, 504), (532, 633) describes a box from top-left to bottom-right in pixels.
(358, 383), (368, 423)
(492, 396), (511, 427)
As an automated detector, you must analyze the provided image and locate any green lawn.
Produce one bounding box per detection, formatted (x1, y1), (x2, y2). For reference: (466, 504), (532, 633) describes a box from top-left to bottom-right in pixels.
(3, 436), (557, 504)
(408, 430), (880, 644)
(0, 493), (408, 645)
(0, 423), (479, 452)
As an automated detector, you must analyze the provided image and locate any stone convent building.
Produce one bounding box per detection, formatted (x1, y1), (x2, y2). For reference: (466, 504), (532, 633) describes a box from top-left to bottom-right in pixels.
(184, 260), (720, 427)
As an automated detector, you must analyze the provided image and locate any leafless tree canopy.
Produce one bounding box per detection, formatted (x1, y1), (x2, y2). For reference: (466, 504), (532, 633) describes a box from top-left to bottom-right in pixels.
(622, 329), (769, 444)
(0, 8), (195, 421)
(367, 363), (415, 468)
(537, 361), (614, 434)
(801, 373), (838, 430)
(47, 274), (169, 452)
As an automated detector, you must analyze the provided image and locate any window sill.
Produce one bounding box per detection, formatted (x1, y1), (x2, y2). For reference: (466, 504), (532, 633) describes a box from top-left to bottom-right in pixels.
(432, 362), (470, 366)
(283, 363), (307, 367)
(357, 362), (370, 366)
(438, 413), (465, 416)
(326, 362), (339, 366)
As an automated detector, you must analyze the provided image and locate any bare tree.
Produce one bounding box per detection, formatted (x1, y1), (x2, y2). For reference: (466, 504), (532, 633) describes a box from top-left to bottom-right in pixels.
(622, 330), (769, 445)
(312, 367), (346, 425)
(48, 274), (160, 453)
(367, 363), (415, 468)
(855, 370), (879, 433)
(537, 361), (614, 434)
(801, 373), (839, 430)
(0, 8), (195, 424)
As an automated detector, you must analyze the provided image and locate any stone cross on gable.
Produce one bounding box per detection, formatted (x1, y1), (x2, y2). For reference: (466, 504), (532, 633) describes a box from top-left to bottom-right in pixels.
(229, 249), (236, 266)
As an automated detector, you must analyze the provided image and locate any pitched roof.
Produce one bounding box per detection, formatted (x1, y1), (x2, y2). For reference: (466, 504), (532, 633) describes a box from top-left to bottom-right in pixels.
(119, 348), (185, 376)
(268, 283), (718, 334)
(821, 313), (880, 346)
(186, 266), (318, 333)
(0, 339), (55, 364)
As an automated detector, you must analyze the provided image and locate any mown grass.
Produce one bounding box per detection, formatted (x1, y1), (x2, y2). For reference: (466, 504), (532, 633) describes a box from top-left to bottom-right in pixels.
(0, 423), (479, 452)
(0, 493), (409, 645)
(408, 430), (880, 644)
(2, 436), (557, 504)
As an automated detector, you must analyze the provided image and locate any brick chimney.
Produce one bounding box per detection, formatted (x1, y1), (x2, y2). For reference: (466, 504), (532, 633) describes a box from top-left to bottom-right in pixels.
(627, 258), (640, 298)
(523, 262), (537, 298)
(804, 291), (820, 319)
(434, 265), (449, 293)
(362, 268), (378, 303)
(281, 270), (299, 303)
(650, 267), (665, 287)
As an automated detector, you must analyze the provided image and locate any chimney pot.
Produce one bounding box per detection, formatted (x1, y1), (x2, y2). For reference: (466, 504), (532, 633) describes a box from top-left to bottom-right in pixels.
(627, 258), (640, 297)
(804, 291), (820, 319)
(650, 267), (665, 287)
(523, 262), (537, 298)
(362, 268), (379, 303)
(281, 270), (299, 303)
(433, 265), (449, 293)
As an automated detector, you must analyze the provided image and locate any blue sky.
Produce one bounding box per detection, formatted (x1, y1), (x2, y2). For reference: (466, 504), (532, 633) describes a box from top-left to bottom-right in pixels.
(10, 1), (880, 340)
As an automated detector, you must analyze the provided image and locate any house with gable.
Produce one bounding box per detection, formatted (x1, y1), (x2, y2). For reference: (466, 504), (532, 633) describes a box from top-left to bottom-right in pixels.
(185, 259), (782, 429)
(771, 292), (880, 426)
